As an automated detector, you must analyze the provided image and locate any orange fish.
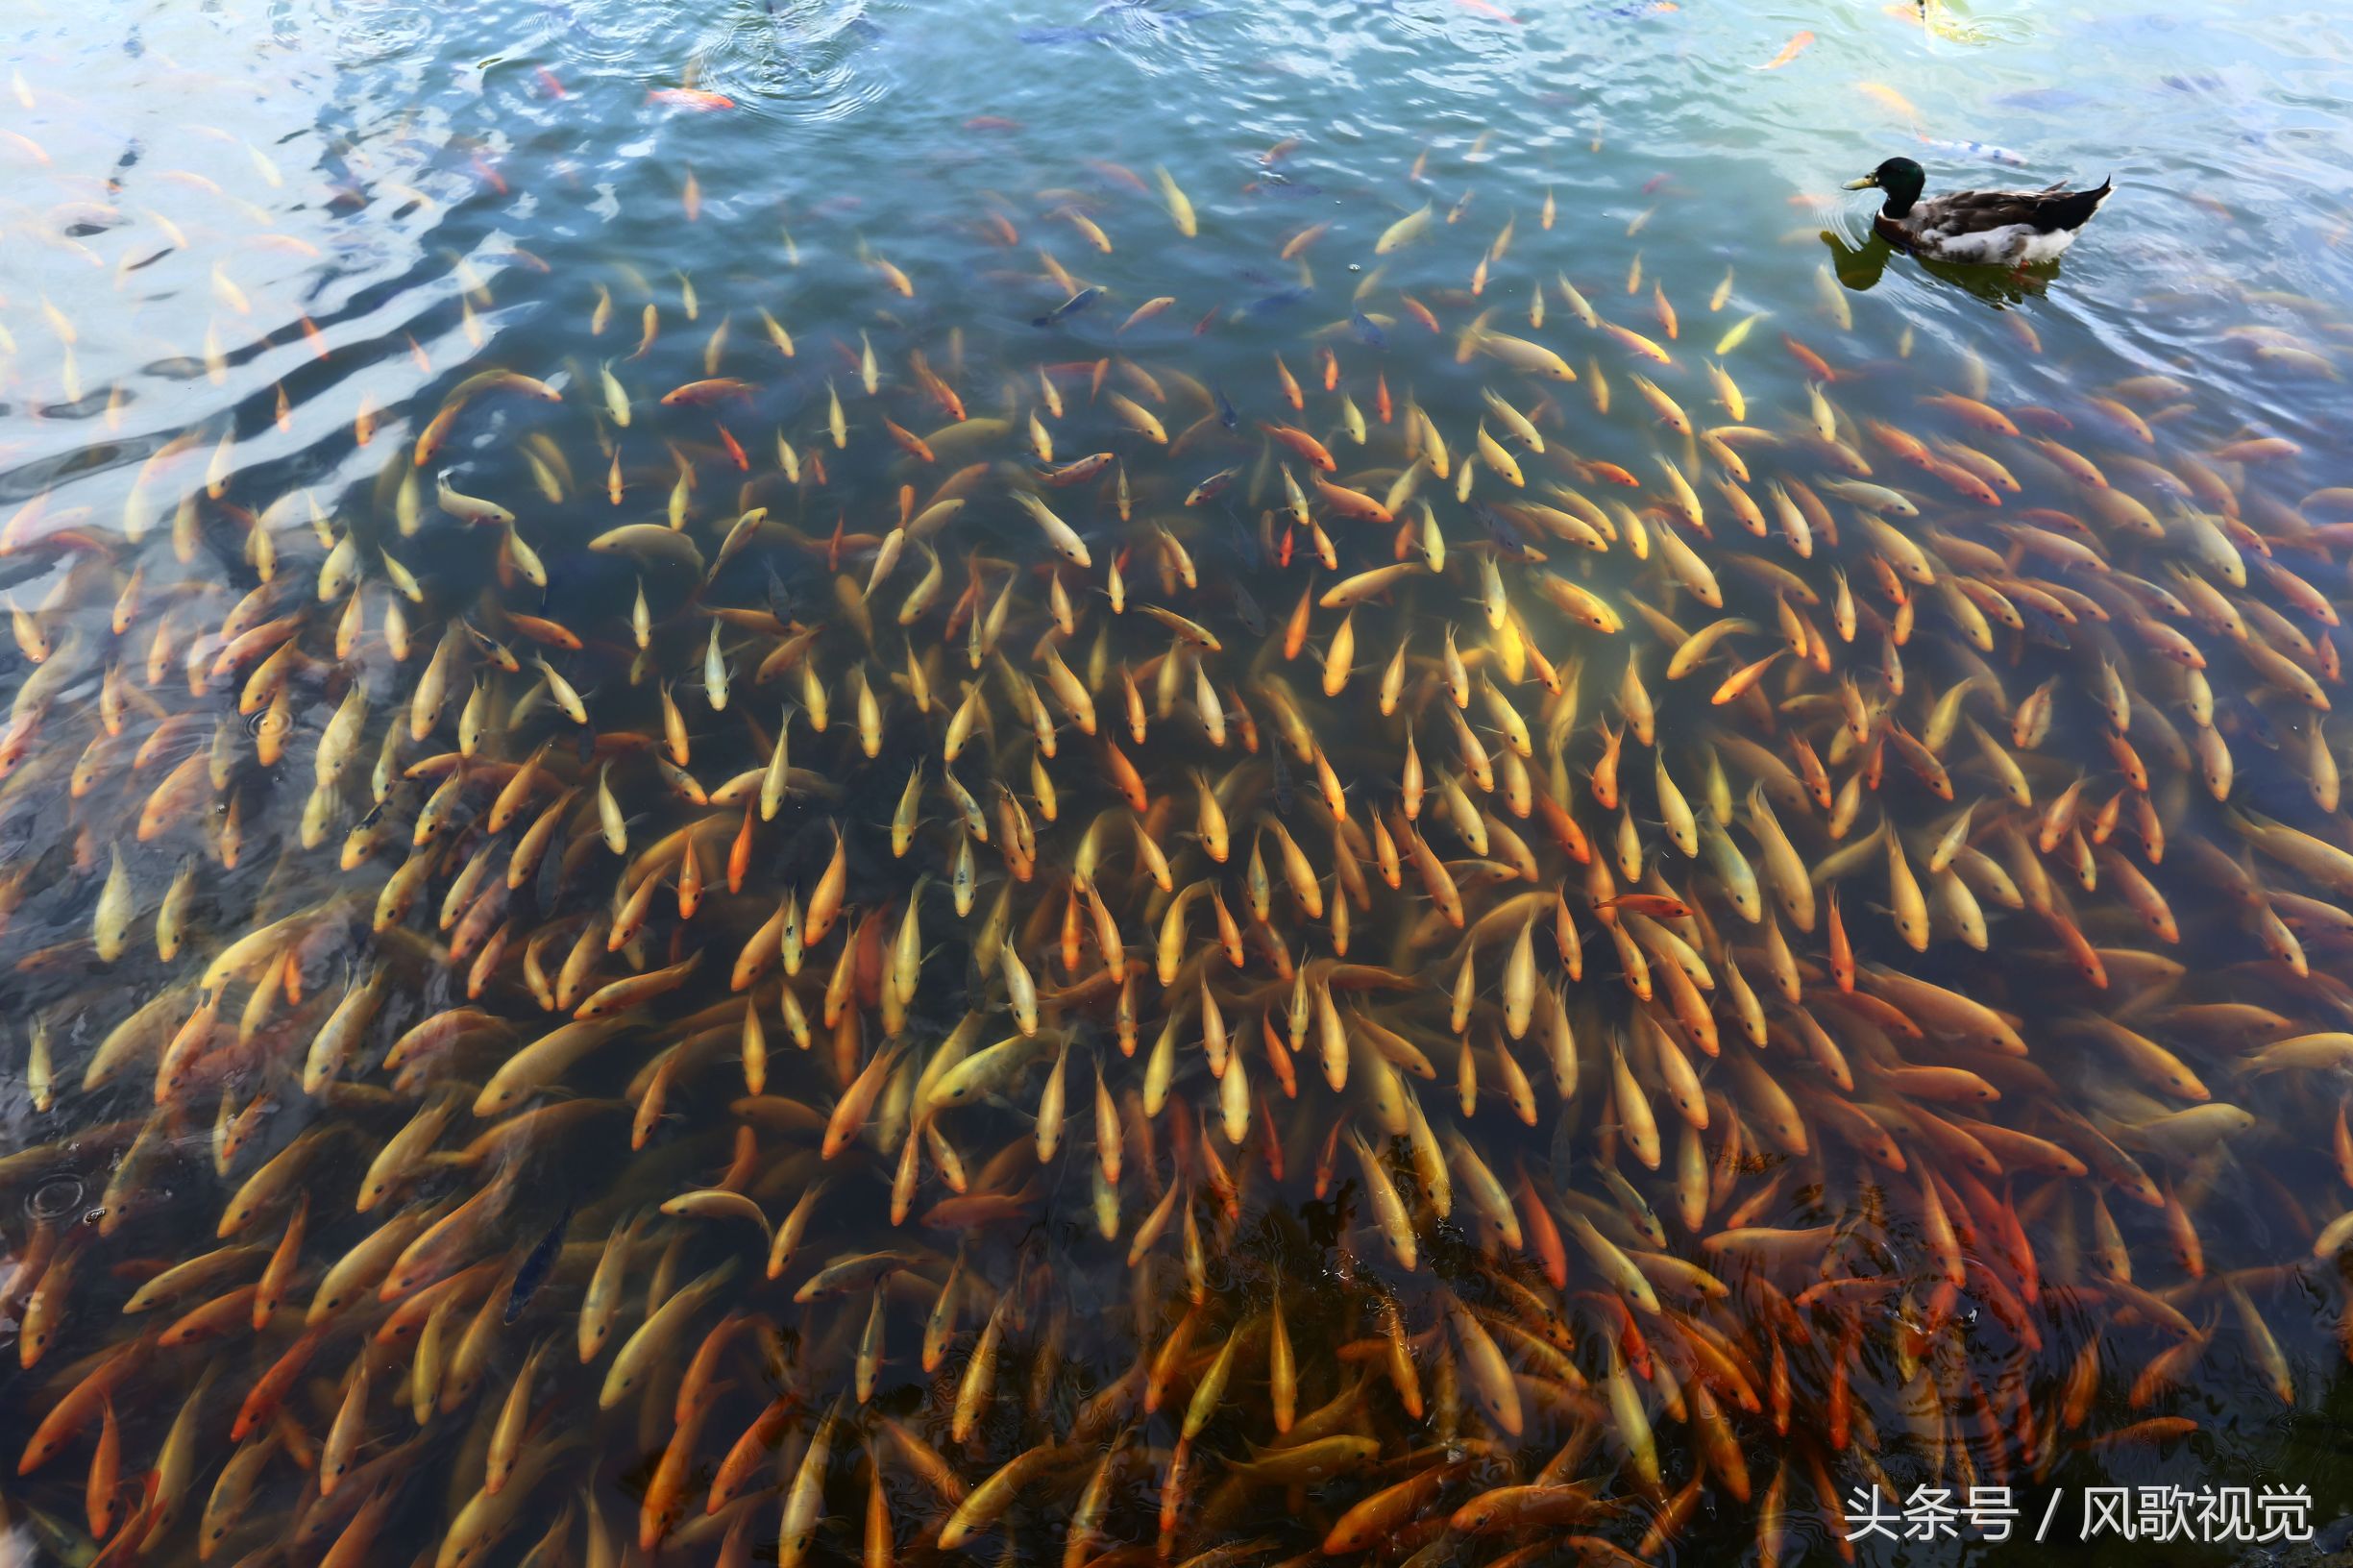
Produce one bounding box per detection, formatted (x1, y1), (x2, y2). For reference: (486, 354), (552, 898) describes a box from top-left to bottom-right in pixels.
(660, 378), (754, 406)
(1259, 423), (1336, 472)
(648, 88), (736, 110)
(882, 418), (936, 463)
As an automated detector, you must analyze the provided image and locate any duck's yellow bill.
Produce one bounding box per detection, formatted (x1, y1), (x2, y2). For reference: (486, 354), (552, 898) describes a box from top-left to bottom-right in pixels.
(1843, 176), (1878, 189)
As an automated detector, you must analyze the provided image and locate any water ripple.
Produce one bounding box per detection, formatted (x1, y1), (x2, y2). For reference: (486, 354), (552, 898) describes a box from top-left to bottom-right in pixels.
(331, 2), (435, 64)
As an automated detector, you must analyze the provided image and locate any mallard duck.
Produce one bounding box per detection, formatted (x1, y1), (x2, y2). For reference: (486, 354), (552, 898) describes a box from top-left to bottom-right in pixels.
(1843, 157), (2112, 265)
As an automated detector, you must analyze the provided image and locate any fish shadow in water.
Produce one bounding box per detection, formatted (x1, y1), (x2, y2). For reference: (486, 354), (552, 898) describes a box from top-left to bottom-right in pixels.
(1820, 229), (2061, 308)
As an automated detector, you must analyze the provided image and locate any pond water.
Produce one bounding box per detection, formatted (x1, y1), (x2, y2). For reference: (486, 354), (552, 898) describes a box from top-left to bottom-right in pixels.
(3, 0), (2352, 1564)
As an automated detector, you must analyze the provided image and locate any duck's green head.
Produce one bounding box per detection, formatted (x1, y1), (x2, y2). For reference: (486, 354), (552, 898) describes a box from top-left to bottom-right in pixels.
(1846, 157), (1927, 215)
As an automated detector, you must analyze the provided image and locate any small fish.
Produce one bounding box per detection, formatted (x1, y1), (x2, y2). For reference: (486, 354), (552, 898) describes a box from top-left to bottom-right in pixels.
(648, 87), (737, 110)
(503, 1203), (574, 1324)
(1032, 286), (1101, 328)
(1238, 284), (1313, 319)
(1855, 80), (1921, 120)
(1376, 203), (1434, 254)
(1916, 135), (2034, 168)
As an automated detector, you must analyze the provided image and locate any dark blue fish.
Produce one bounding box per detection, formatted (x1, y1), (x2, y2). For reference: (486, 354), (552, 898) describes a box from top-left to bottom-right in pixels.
(1268, 747), (1294, 816)
(1995, 86), (2091, 110)
(1548, 1095), (1578, 1173)
(1230, 581), (1266, 637)
(2015, 601), (2072, 649)
(533, 818), (571, 906)
(537, 548), (594, 619)
(1349, 307), (1387, 350)
(1032, 285), (1102, 328)
(1212, 384), (1238, 429)
(504, 1202), (574, 1324)
(1238, 284), (1311, 318)
(2240, 700), (2282, 751)
(1225, 510), (1264, 573)
(765, 563), (798, 622)
(1469, 502), (1544, 562)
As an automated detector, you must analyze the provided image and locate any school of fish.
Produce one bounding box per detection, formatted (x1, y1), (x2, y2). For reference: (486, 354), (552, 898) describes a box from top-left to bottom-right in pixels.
(5, 61), (2353, 1568)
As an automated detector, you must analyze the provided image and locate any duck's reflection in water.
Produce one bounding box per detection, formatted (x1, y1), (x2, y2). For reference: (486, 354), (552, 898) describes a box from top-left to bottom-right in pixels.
(1821, 229), (2060, 306)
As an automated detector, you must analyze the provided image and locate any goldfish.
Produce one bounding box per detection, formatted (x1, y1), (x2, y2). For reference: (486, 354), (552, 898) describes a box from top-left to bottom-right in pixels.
(648, 87), (736, 110)
(1376, 203), (1434, 254)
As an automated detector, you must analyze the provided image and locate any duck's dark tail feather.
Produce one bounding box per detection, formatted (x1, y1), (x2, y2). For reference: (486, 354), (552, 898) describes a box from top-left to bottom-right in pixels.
(2040, 177), (2113, 233)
